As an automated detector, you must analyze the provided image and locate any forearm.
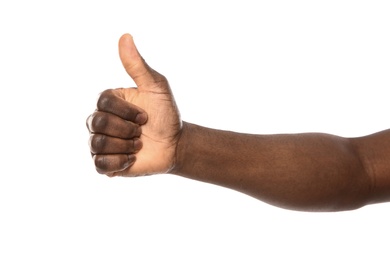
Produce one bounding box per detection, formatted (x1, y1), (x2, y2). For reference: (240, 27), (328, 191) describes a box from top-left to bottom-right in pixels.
(170, 122), (372, 212)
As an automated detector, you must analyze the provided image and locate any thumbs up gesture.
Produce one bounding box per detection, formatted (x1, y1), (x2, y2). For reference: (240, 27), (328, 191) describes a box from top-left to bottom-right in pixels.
(87, 34), (182, 177)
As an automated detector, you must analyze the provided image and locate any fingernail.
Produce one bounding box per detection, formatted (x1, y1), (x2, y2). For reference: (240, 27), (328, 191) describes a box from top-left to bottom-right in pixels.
(135, 112), (147, 124)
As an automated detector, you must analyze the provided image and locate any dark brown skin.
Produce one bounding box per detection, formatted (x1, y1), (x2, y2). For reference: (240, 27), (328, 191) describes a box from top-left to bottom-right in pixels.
(87, 33), (390, 212)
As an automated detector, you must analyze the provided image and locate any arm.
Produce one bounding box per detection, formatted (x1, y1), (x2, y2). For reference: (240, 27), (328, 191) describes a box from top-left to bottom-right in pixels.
(87, 33), (390, 212)
(172, 123), (390, 211)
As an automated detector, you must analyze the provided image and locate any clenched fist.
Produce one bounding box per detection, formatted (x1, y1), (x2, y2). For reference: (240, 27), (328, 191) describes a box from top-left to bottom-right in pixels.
(87, 34), (182, 177)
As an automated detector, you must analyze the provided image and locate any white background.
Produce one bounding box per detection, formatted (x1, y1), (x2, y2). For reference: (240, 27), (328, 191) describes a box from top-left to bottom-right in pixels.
(1, 1), (390, 259)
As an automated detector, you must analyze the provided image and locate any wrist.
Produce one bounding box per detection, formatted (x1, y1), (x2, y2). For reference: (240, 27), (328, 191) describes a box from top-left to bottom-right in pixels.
(169, 121), (191, 175)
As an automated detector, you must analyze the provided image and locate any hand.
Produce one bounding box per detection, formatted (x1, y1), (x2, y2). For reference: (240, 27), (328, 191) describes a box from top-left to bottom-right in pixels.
(87, 34), (182, 177)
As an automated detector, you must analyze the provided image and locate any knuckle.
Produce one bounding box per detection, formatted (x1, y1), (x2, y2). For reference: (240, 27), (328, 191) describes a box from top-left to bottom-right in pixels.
(90, 113), (108, 132)
(97, 89), (114, 110)
(89, 134), (106, 154)
(94, 156), (109, 173)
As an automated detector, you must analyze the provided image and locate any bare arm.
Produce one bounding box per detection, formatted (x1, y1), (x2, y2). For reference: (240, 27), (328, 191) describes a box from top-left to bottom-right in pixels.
(87, 33), (390, 212)
(171, 123), (390, 211)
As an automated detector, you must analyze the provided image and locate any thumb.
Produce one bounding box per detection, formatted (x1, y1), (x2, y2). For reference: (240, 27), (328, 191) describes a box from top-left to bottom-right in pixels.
(118, 33), (167, 91)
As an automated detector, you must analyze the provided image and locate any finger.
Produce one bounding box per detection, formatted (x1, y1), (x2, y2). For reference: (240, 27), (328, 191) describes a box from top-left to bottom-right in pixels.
(93, 154), (136, 176)
(118, 33), (169, 93)
(87, 111), (141, 139)
(89, 134), (142, 155)
(97, 89), (147, 124)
